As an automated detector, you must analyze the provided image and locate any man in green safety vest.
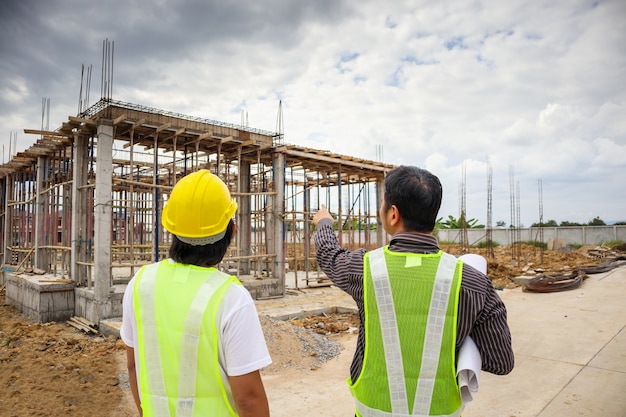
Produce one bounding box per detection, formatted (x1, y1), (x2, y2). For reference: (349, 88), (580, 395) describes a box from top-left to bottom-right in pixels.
(121, 170), (271, 417)
(313, 165), (514, 416)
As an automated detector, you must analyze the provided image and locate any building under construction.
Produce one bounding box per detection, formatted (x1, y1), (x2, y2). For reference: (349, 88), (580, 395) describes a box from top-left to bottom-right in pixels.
(0, 98), (393, 327)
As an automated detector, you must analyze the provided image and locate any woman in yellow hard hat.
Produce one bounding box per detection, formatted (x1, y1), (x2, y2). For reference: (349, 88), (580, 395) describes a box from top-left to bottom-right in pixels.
(121, 169), (271, 417)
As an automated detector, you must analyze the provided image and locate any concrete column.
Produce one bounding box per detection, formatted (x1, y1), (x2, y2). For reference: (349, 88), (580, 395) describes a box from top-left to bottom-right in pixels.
(34, 157), (45, 269)
(71, 134), (89, 284)
(152, 134), (160, 262)
(337, 165), (342, 246)
(272, 152), (285, 294)
(237, 161), (251, 274)
(3, 174), (12, 268)
(303, 179), (311, 273)
(376, 179), (385, 246)
(94, 120), (113, 301)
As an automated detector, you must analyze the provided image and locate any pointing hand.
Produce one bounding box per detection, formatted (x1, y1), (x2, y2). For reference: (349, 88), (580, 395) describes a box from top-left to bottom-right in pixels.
(312, 204), (333, 225)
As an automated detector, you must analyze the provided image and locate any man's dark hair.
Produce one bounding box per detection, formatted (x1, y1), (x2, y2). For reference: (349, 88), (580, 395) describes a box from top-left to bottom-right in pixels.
(383, 165), (442, 232)
(169, 220), (234, 266)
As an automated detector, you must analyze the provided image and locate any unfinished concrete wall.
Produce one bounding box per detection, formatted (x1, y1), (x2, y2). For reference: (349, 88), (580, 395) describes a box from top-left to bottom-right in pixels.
(5, 272), (75, 323)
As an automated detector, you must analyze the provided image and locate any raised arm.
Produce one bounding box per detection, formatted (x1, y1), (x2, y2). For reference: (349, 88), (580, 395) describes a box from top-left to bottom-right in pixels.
(313, 206), (367, 294)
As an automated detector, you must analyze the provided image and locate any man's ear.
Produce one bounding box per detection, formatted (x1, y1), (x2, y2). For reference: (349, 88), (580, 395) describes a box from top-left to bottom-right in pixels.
(388, 205), (401, 226)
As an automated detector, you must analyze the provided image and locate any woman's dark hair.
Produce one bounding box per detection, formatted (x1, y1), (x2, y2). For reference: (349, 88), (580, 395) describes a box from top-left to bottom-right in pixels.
(383, 165), (442, 232)
(169, 220), (234, 266)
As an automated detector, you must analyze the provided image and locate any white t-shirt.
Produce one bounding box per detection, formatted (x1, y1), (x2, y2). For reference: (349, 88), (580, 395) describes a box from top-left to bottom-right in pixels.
(120, 261), (272, 402)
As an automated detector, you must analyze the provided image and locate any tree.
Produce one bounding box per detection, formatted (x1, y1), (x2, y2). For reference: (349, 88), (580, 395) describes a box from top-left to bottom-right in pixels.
(495, 220), (506, 227)
(531, 219), (557, 227)
(560, 220), (582, 226)
(436, 213), (484, 229)
(588, 216), (606, 226)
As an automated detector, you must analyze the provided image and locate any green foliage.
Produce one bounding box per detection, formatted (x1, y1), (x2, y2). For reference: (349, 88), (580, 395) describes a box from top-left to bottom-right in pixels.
(2, 337), (17, 347)
(614, 221), (626, 226)
(603, 240), (625, 247)
(588, 216), (606, 226)
(437, 212), (484, 229)
(336, 218), (377, 231)
(495, 220), (506, 227)
(531, 219), (558, 227)
(560, 220), (582, 226)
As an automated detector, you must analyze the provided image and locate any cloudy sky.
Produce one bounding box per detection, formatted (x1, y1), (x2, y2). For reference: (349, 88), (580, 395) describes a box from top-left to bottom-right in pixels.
(1, 0), (624, 226)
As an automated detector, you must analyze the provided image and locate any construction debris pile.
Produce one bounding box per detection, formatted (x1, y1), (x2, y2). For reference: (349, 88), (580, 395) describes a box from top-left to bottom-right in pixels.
(259, 315), (344, 373)
(523, 255), (626, 293)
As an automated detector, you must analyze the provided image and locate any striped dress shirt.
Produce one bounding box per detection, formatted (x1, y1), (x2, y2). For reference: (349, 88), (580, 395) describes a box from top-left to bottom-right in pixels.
(314, 218), (514, 383)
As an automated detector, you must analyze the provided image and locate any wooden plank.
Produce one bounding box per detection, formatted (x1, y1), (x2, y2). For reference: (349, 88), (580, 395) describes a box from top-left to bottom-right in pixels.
(68, 116), (97, 125)
(67, 317), (97, 334)
(197, 131), (213, 140)
(282, 148), (390, 172)
(113, 114), (128, 125)
(23, 129), (70, 137)
(156, 123), (171, 133)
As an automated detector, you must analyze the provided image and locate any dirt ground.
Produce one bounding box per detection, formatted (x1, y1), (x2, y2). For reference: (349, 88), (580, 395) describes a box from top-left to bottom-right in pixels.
(0, 244), (622, 416)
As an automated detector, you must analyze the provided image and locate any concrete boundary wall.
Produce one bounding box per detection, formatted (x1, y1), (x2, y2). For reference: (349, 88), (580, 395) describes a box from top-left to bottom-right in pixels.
(298, 226), (625, 247)
(296, 226), (625, 247)
(436, 226), (626, 246)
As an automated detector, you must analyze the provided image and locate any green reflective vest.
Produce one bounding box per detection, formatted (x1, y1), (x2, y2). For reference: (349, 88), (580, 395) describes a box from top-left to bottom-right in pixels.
(350, 247), (464, 417)
(133, 260), (241, 417)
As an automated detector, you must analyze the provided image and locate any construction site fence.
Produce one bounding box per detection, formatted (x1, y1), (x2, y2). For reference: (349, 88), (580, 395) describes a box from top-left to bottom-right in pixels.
(437, 225), (626, 247)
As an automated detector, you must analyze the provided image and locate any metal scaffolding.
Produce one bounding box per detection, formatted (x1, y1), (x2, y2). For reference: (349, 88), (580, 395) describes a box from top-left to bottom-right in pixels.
(0, 99), (393, 306)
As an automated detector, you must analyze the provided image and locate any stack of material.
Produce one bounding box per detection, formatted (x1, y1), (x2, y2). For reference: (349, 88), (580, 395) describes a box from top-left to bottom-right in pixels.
(67, 316), (99, 334)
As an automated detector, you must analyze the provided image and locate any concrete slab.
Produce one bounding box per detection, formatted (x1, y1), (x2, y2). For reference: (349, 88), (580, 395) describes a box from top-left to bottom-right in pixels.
(463, 356), (583, 417)
(502, 291), (621, 365)
(463, 265), (626, 417)
(538, 366), (626, 417)
(589, 325), (626, 373)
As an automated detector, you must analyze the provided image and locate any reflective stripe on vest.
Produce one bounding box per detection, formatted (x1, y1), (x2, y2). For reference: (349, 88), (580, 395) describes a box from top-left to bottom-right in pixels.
(353, 247), (463, 417)
(354, 398), (464, 417)
(134, 261), (238, 417)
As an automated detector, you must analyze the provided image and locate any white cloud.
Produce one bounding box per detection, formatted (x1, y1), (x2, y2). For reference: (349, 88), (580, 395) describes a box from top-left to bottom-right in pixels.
(0, 0), (624, 225)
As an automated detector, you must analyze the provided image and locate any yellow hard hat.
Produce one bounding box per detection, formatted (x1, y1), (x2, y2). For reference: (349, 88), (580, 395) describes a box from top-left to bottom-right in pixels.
(162, 170), (237, 245)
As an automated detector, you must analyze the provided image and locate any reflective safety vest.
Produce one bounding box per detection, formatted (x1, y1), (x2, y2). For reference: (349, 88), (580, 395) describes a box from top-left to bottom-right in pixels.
(350, 247), (464, 417)
(133, 260), (241, 417)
